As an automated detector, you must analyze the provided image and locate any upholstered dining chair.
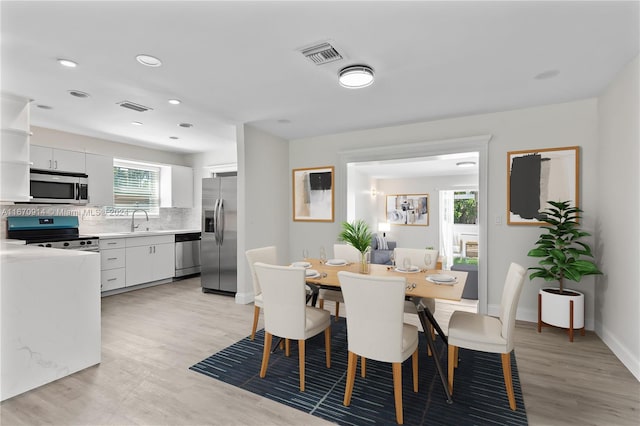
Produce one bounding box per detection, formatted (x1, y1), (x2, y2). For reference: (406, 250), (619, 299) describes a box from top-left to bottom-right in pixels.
(338, 271), (419, 425)
(245, 246), (277, 340)
(254, 262), (332, 392)
(447, 262), (526, 410)
(317, 244), (360, 321)
(394, 247), (439, 354)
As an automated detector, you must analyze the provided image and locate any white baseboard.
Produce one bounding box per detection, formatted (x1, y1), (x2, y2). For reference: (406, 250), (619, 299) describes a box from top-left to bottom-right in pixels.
(596, 321), (640, 381)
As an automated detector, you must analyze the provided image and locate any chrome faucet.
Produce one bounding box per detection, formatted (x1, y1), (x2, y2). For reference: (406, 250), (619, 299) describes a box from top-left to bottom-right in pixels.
(131, 209), (149, 232)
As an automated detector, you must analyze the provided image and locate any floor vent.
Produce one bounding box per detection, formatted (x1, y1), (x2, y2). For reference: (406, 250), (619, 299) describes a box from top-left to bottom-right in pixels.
(300, 42), (343, 65)
(117, 101), (153, 112)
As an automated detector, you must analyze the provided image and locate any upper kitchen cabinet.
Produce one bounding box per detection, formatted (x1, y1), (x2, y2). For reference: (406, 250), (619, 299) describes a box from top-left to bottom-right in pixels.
(1, 93), (31, 202)
(160, 165), (193, 208)
(85, 153), (114, 206)
(31, 145), (86, 173)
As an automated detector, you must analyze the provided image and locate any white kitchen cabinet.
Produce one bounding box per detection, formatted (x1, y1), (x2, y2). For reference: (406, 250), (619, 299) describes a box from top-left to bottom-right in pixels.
(31, 144), (86, 173)
(0, 94), (30, 202)
(160, 165), (193, 208)
(85, 153), (114, 206)
(100, 238), (126, 292)
(125, 235), (175, 287)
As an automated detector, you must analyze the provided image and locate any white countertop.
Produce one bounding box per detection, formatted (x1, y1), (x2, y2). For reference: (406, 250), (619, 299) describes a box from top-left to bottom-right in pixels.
(92, 229), (200, 239)
(0, 241), (98, 263)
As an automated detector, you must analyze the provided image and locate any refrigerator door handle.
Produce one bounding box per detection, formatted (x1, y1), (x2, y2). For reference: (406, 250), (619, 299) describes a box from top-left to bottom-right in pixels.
(217, 199), (225, 245)
(213, 199), (220, 245)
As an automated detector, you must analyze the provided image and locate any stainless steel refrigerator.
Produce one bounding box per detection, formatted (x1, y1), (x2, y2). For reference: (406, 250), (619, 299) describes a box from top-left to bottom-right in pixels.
(201, 173), (237, 294)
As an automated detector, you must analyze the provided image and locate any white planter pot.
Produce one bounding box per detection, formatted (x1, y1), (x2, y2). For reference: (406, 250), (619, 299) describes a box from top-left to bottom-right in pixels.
(540, 287), (584, 329)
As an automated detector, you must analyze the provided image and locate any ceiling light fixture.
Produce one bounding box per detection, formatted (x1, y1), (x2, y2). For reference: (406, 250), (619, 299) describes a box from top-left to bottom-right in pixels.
(534, 69), (560, 80)
(456, 161), (476, 168)
(178, 122), (193, 128)
(169, 136), (179, 140)
(136, 54), (162, 67)
(57, 58), (77, 68)
(131, 121), (143, 126)
(168, 99), (181, 105)
(36, 104), (53, 110)
(338, 65), (375, 89)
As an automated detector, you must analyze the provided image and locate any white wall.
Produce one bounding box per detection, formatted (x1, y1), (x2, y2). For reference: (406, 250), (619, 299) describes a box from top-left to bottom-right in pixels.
(376, 174), (478, 250)
(287, 98), (599, 327)
(237, 124), (290, 304)
(596, 55), (639, 379)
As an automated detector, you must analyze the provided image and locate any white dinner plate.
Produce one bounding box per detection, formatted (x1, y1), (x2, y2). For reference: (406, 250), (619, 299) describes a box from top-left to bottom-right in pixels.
(305, 269), (320, 278)
(326, 258), (348, 266)
(426, 274), (457, 285)
(291, 261), (311, 268)
(395, 266), (420, 273)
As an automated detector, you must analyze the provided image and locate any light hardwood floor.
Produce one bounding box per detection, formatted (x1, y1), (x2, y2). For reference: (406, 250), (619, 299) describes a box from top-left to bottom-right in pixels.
(1, 277), (638, 425)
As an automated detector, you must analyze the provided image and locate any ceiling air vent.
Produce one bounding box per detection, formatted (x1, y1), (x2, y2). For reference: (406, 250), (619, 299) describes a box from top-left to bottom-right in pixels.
(300, 42), (343, 65)
(117, 101), (153, 112)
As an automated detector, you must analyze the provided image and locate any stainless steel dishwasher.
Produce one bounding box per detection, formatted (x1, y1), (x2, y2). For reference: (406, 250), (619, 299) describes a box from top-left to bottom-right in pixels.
(175, 232), (201, 278)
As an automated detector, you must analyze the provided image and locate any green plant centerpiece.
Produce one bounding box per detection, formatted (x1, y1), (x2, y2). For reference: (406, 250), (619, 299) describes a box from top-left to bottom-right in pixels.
(527, 200), (602, 293)
(527, 200), (602, 340)
(338, 219), (372, 273)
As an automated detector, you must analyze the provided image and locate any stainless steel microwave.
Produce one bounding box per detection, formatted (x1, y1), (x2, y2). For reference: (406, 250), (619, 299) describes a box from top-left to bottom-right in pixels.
(29, 170), (89, 204)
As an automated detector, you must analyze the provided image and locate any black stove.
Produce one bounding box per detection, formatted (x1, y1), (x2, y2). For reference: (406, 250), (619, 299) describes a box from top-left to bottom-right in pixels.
(7, 216), (99, 251)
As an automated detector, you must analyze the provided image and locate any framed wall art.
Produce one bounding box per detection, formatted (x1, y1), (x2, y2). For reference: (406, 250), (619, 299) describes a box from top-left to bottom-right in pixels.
(292, 166), (334, 222)
(386, 194), (429, 226)
(507, 146), (579, 225)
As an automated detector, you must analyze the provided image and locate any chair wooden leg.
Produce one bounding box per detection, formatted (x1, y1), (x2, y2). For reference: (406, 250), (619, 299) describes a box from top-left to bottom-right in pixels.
(392, 362), (404, 424)
(285, 338), (290, 357)
(324, 326), (331, 368)
(299, 339), (305, 392)
(430, 323), (436, 341)
(319, 299), (325, 309)
(361, 356), (366, 377)
(412, 348), (419, 392)
(454, 346), (459, 368)
(250, 305), (260, 340)
(447, 344), (456, 394)
(501, 352), (516, 410)
(334, 301), (340, 321)
(260, 332), (272, 378)
(343, 351), (358, 406)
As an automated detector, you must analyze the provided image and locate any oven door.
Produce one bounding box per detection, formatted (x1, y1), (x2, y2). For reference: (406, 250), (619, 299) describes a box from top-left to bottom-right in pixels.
(30, 171), (88, 204)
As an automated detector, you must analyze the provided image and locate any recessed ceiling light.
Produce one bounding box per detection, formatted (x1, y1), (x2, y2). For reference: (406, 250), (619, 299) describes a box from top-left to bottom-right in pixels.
(338, 65), (375, 89)
(131, 121), (143, 126)
(178, 123), (193, 128)
(534, 69), (560, 80)
(136, 54), (162, 67)
(68, 90), (90, 98)
(456, 161), (476, 167)
(36, 104), (53, 110)
(168, 99), (181, 105)
(57, 58), (77, 68)
(169, 136), (179, 140)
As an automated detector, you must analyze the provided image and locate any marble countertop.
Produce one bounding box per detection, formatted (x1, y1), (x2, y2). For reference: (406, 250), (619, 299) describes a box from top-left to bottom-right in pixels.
(91, 229), (200, 239)
(0, 241), (98, 263)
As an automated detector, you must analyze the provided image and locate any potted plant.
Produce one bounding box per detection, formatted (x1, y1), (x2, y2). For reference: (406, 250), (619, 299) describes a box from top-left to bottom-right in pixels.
(527, 200), (602, 341)
(338, 219), (372, 273)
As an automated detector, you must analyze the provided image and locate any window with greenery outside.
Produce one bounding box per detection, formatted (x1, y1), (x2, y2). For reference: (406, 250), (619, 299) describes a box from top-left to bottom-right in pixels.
(112, 160), (160, 215)
(454, 191), (478, 224)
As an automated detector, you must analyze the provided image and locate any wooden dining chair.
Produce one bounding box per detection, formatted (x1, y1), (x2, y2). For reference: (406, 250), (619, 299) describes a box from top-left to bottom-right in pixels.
(338, 271), (419, 425)
(254, 262), (331, 392)
(447, 262), (526, 410)
(317, 244), (360, 321)
(394, 247), (439, 355)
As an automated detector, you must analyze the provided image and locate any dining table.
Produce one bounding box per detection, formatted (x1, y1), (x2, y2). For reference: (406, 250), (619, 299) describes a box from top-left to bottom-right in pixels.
(302, 258), (468, 404)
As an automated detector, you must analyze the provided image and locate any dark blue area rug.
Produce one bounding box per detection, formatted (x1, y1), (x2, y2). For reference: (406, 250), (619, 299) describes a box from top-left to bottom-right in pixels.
(190, 318), (528, 425)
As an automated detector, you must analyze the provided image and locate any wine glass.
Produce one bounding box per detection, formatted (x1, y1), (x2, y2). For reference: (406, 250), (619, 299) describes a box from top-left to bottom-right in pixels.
(302, 248), (309, 261)
(319, 246), (327, 264)
(390, 251), (396, 268)
(424, 253), (432, 270)
(403, 257), (411, 271)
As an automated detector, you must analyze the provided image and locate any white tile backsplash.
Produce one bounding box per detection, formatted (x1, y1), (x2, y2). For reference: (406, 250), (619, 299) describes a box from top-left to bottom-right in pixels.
(0, 204), (200, 239)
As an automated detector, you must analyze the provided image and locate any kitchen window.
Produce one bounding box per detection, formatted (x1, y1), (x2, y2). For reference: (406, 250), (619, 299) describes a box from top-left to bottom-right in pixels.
(112, 159), (160, 216)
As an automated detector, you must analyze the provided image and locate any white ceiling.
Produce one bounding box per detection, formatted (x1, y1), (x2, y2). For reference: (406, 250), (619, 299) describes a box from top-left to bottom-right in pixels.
(1, 1), (638, 161)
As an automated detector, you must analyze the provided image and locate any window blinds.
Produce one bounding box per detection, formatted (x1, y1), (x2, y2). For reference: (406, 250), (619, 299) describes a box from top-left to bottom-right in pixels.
(113, 161), (160, 214)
